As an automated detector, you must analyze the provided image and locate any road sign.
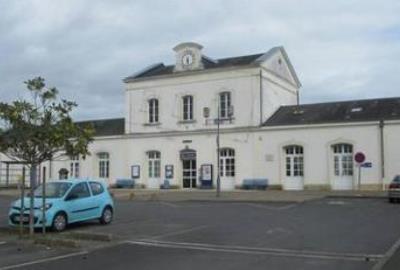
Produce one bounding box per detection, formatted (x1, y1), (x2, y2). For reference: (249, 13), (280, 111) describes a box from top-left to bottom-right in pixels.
(361, 162), (372, 168)
(354, 152), (366, 163)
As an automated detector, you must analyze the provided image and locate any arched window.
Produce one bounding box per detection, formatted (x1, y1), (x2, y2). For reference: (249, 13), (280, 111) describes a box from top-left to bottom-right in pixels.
(148, 151), (161, 178)
(219, 92), (232, 119)
(70, 155), (80, 178)
(182, 95), (194, 121)
(98, 152), (110, 178)
(220, 148), (235, 177)
(284, 145), (304, 177)
(332, 144), (353, 176)
(148, 98), (159, 123)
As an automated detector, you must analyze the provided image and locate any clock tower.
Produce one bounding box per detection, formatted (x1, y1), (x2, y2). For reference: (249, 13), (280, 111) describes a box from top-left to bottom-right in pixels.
(173, 42), (204, 72)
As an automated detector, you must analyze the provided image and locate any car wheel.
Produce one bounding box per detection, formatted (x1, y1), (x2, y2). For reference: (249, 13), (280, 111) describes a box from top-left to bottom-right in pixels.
(99, 207), (113, 225)
(52, 212), (67, 232)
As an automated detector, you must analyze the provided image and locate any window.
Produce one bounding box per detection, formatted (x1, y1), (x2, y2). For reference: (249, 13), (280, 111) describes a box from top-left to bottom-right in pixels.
(68, 182), (90, 199)
(285, 145), (304, 177)
(219, 148), (235, 177)
(89, 182), (104, 196)
(148, 98), (159, 123)
(182, 95), (193, 121)
(332, 144), (353, 176)
(219, 92), (232, 119)
(148, 151), (161, 178)
(70, 155), (80, 178)
(98, 152), (110, 178)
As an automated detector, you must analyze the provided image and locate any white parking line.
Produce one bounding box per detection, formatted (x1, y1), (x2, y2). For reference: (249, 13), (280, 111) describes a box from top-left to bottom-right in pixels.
(372, 235), (400, 270)
(0, 242), (6, 245)
(0, 251), (88, 270)
(126, 239), (383, 262)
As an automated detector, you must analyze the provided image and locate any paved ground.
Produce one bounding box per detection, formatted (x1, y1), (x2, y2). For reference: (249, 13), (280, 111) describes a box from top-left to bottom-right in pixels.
(0, 195), (399, 269)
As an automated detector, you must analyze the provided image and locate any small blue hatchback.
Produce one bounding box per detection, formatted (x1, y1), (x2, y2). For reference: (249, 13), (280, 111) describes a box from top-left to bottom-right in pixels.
(8, 179), (114, 232)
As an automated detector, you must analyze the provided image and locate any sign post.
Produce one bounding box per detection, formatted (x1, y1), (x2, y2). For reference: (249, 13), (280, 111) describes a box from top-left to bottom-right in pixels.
(354, 152), (366, 190)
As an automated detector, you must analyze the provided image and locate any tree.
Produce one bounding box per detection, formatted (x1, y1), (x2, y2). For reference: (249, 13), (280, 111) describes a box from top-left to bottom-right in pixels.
(0, 77), (94, 235)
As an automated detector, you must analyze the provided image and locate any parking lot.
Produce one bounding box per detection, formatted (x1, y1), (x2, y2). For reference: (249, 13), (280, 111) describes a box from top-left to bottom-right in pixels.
(1, 195), (400, 269)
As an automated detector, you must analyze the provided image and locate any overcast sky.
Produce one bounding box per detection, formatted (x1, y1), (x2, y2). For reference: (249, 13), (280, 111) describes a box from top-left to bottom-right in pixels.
(1, 0), (399, 121)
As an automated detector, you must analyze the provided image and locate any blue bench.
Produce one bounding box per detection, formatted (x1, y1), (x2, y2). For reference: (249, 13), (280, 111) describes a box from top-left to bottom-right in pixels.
(160, 180), (170, 189)
(115, 178), (135, 189)
(242, 179), (268, 190)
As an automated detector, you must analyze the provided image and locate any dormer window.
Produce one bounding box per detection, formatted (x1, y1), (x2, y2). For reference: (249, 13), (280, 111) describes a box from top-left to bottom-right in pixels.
(148, 98), (159, 123)
(182, 95), (194, 121)
(219, 92), (232, 119)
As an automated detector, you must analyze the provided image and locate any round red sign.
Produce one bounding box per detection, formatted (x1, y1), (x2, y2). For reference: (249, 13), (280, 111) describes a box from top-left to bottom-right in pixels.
(354, 152), (366, 163)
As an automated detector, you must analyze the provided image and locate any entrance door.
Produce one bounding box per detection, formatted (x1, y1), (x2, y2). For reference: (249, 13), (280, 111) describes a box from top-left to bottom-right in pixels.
(332, 143), (354, 190)
(183, 159), (196, 188)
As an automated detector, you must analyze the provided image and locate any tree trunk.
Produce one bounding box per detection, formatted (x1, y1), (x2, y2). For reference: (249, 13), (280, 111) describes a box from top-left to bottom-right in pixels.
(29, 165), (37, 236)
(41, 166), (46, 234)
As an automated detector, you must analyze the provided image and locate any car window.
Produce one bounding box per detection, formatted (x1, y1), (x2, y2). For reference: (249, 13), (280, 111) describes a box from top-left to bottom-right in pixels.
(394, 176), (400, 182)
(89, 182), (104, 196)
(68, 182), (91, 199)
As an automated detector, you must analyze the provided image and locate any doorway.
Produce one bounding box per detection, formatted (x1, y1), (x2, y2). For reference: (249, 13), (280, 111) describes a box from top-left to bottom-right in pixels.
(183, 159), (196, 188)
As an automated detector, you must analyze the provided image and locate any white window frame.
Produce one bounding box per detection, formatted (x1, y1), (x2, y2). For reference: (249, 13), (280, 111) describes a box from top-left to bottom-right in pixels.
(148, 151), (161, 178)
(148, 98), (159, 123)
(332, 144), (353, 176)
(219, 148), (235, 177)
(182, 95), (194, 121)
(70, 155), (80, 178)
(98, 152), (110, 178)
(284, 145), (304, 177)
(219, 92), (231, 119)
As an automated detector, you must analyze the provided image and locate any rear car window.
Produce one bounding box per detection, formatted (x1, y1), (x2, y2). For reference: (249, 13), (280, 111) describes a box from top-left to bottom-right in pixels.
(394, 175), (400, 182)
(90, 182), (105, 196)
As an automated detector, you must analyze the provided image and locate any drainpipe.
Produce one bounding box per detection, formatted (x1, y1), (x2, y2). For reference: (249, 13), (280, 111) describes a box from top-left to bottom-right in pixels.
(259, 70), (263, 125)
(379, 120), (385, 189)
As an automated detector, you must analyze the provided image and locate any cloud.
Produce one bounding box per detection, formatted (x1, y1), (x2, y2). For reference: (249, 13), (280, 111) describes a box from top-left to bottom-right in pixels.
(0, 0), (399, 120)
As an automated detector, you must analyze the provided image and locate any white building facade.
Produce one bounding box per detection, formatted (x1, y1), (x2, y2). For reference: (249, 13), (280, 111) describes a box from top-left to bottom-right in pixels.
(1, 42), (399, 191)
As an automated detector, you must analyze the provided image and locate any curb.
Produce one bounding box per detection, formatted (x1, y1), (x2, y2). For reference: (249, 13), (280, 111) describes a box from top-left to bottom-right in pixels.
(326, 195), (386, 199)
(33, 237), (80, 248)
(62, 231), (113, 242)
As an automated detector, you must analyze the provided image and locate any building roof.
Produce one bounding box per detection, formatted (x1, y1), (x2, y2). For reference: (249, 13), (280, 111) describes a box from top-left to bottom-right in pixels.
(264, 97), (400, 126)
(76, 118), (124, 136)
(124, 53), (264, 82)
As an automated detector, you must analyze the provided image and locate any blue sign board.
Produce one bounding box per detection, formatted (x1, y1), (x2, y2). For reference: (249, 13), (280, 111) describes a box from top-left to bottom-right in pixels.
(361, 162), (372, 168)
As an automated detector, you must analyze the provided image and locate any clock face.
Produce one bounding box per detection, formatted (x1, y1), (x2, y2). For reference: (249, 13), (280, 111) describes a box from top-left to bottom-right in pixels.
(182, 52), (194, 66)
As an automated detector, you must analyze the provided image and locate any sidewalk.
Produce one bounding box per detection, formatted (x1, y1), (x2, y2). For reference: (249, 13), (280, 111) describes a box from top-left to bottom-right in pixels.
(0, 187), (386, 202)
(110, 189), (387, 203)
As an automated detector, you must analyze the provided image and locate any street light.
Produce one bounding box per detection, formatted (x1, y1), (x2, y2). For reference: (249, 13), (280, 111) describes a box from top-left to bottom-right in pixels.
(203, 103), (234, 198)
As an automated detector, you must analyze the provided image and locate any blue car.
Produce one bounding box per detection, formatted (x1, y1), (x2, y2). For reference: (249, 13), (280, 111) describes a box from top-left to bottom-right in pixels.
(8, 179), (114, 232)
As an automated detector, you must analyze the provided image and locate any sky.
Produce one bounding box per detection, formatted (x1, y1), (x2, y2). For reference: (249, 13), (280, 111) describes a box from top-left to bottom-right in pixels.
(0, 0), (399, 121)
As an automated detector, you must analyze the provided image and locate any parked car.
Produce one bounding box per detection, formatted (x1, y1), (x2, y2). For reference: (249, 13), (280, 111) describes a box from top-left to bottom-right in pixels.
(8, 179), (114, 232)
(388, 175), (400, 203)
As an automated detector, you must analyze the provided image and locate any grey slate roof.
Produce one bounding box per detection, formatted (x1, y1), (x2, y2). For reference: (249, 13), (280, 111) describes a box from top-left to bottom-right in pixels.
(264, 97), (400, 126)
(124, 53), (264, 82)
(76, 118), (124, 136)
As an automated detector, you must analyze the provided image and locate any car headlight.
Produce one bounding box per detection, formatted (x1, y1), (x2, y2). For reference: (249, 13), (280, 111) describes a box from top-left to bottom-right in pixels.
(40, 203), (53, 211)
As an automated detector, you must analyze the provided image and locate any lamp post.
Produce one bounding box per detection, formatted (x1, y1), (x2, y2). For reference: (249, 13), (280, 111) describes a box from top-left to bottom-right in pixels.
(204, 102), (233, 198)
(216, 102), (221, 198)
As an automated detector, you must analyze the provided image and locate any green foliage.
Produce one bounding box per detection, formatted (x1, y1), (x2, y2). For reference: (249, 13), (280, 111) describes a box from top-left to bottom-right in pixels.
(0, 77), (94, 165)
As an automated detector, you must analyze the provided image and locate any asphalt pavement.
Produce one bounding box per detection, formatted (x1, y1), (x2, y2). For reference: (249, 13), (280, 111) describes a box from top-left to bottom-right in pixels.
(1, 195), (400, 269)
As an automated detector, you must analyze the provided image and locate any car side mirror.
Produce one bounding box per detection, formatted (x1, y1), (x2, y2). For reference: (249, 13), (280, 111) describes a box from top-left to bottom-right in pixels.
(65, 193), (78, 201)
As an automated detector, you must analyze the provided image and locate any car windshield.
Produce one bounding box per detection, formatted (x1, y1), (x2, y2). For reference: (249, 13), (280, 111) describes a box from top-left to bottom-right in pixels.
(34, 182), (72, 198)
(394, 176), (400, 182)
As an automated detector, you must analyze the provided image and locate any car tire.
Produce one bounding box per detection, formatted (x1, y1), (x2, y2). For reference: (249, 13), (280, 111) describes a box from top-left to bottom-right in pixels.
(99, 207), (113, 225)
(52, 212), (67, 232)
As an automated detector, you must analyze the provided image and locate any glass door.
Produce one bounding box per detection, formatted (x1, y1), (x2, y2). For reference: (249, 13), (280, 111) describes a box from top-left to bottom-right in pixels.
(183, 159), (196, 188)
